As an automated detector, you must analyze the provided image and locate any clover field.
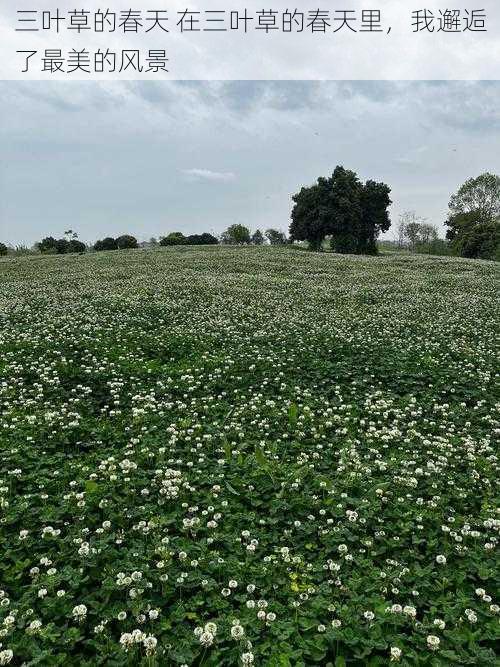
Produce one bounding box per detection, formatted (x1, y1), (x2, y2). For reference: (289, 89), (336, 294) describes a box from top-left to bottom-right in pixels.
(0, 246), (499, 666)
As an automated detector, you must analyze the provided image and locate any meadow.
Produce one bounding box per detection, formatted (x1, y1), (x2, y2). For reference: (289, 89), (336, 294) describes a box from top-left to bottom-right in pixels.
(0, 246), (498, 666)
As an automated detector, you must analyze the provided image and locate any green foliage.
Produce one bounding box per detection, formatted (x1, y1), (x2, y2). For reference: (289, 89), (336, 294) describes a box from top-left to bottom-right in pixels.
(265, 229), (288, 246)
(290, 166), (391, 254)
(414, 239), (453, 257)
(221, 224), (251, 245)
(185, 233), (219, 246)
(160, 232), (186, 246)
(445, 173), (500, 260)
(37, 236), (86, 254)
(251, 229), (265, 246)
(0, 242), (8, 256)
(0, 247), (498, 666)
(448, 172), (500, 222)
(94, 237), (118, 251)
(453, 220), (500, 261)
(115, 234), (138, 249)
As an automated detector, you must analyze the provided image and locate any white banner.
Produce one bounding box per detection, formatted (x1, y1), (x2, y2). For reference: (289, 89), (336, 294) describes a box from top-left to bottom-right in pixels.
(0, 0), (499, 80)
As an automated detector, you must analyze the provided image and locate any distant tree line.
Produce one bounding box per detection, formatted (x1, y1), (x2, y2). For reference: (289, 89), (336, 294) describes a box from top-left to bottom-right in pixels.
(2, 171), (497, 261)
(36, 230), (86, 254)
(159, 232), (218, 246)
(394, 173), (499, 260)
(93, 235), (139, 251)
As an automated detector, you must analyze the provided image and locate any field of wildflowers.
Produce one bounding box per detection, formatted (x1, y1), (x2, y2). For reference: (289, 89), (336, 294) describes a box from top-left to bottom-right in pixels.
(0, 246), (498, 666)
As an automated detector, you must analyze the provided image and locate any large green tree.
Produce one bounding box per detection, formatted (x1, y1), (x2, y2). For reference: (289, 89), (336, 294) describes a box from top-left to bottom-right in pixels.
(221, 224), (251, 245)
(445, 173), (499, 260)
(289, 166), (391, 254)
(448, 172), (500, 223)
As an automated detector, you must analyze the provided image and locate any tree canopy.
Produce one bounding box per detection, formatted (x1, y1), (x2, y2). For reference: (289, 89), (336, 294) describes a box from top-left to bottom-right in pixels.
(289, 166), (391, 254)
(94, 237), (118, 251)
(448, 172), (500, 223)
(160, 232), (186, 246)
(116, 235), (138, 250)
(221, 224), (251, 245)
(445, 173), (499, 260)
(251, 230), (265, 246)
(265, 229), (288, 245)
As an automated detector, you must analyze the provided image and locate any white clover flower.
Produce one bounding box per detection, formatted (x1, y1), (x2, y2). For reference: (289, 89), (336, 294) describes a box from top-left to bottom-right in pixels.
(231, 624), (245, 639)
(28, 620), (42, 633)
(390, 647), (402, 661)
(435, 555), (446, 565)
(72, 605), (87, 621)
(119, 633), (134, 651)
(403, 605), (416, 618)
(465, 609), (477, 623)
(426, 635), (440, 651)
(204, 622), (217, 636)
(199, 631), (214, 647)
(143, 635), (157, 655)
(364, 611), (375, 621)
(241, 652), (254, 665)
(0, 649), (13, 665)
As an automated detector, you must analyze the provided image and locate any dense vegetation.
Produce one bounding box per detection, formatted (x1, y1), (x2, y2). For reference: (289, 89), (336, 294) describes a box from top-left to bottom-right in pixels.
(289, 166), (391, 254)
(0, 246), (498, 666)
(444, 173), (500, 261)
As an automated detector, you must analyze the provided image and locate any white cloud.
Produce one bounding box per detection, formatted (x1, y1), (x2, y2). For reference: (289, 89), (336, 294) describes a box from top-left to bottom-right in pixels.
(181, 168), (236, 182)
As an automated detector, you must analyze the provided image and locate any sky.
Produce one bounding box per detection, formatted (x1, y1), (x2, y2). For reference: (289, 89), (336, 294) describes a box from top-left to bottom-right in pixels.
(1, 80), (499, 246)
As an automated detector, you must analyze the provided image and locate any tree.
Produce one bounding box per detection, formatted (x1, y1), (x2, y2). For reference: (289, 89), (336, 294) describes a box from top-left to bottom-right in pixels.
(445, 173), (499, 259)
(289, 178), (332, 251)
(221, 224), (251, 245)
(396, 212), (438, 250)
(67, 240), (86, 253)
(94, 237), (118, 251)
(160, 232), (186, 246)
(37, 237), (58, 253)
(116, 235), (138, 249)
(358, 179), (391, 254)
(449, 172), (500, 223)
(185, 233), (219, 245)
(455, 220), (499, 260)
(265, 229), (288, 245)
(328, 167), (364, 254)
(0, 243), (7, 256)
(251, 230), (265, 245)
(290, 166), (392, 254)
(418, 223), (438, 245)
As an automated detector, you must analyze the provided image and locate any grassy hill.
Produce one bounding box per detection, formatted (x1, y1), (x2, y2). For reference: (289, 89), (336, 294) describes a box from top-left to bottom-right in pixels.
(0, 247), (498, 666)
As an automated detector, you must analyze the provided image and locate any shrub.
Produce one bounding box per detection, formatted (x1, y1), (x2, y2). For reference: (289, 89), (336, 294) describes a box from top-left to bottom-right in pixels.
(0, 242), (8, 256)
(185, 233), (219, 246)
(116, 235), (138, 249)
(94, 237), (118, 252)
(221, 224), (251, 245)
(265, 229), (288, 245)
(160, 232), (186, 246)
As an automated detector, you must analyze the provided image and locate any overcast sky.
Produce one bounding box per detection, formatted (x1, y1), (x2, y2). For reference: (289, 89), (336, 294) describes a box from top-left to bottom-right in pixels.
(1, 80), (499, 246)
